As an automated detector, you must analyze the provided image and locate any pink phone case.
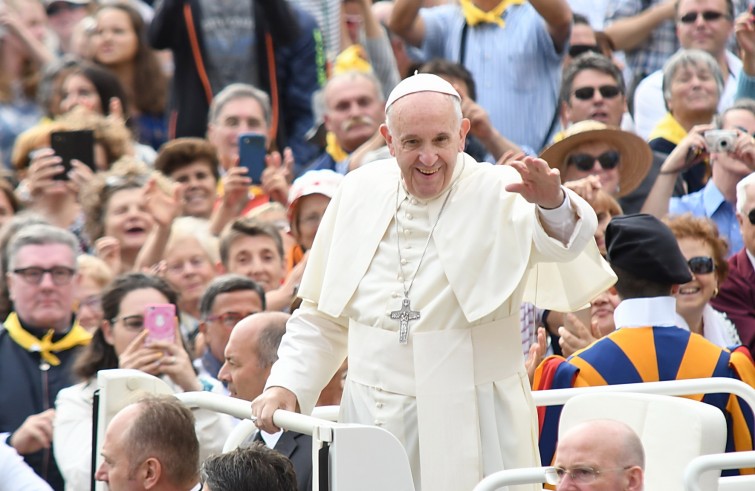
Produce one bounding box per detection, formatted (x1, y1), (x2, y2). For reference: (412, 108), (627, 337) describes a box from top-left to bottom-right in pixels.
(144, 304), (176, 345)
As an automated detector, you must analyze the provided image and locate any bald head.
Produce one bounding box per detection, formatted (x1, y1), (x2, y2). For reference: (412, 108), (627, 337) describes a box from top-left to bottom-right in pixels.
(219, 312), (290, 400)
(555, 420), (644, 490)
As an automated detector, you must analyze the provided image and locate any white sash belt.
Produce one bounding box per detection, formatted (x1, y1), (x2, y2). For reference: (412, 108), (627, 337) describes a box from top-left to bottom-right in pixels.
(348, 314), (524, 490)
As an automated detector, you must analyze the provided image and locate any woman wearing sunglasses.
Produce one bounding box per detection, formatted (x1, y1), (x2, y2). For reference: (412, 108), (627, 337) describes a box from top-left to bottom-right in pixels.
(665, 213), (741, 347)
(540, 119), (652, 198)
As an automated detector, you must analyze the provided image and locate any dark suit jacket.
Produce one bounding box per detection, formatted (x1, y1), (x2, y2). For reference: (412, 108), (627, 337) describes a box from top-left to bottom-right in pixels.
(247, 431), (313, 491)
(711, 249), (755, 357)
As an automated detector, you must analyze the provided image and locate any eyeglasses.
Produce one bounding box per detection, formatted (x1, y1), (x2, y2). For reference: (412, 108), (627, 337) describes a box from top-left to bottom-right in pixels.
(46, 2), (88, 17)
(165, 255), (210, 275)
(688, 256), (715, 275)
(554, 466), (633, 484)
(111, 315), (145, 331)
(573, 85), (622, 101)
(568, 44), (602, 58)
(747, 209), (755, 225)
(679, 10), (729, 24)
(205, 311), (260, 330)
(566, 150), (621, 172)
(12, 266), (76, 286)
(74, 295), (102, 313)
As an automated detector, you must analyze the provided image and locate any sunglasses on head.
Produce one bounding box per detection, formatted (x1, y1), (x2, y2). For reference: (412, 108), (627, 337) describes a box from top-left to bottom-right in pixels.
(573, 85), (622, 101)
(566, 150), (620, 172)
(678, 10), (728, 24)
(568, 44), (602, 58)
(688, 256), (715, 275)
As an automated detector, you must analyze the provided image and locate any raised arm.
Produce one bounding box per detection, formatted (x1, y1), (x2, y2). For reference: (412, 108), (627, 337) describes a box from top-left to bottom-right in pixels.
(389, 0), (426, 47)
(604, 0), (675, 52)
(529, 0), (573, 51)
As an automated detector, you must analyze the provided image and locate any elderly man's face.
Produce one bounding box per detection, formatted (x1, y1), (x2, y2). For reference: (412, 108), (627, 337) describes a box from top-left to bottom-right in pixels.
(381, 92), (470, 200)
(739, 182), (755, 256)
(676, 0), (733, 55)
(555, 426), (637, 491)
(564, 70), (626, 127)
(95, 403), (140, 491)
(217, 316), (270, 401)
(324, 75), (384, 153)
(563, 141), (622, 196)
(7, 243), (77, 333)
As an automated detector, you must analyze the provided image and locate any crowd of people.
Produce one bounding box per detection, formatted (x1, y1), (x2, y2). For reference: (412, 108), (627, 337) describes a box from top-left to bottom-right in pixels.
(1, 0), (755, 490)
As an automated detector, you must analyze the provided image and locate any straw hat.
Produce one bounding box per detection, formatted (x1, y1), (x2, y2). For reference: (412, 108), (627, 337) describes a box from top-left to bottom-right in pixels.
(540, 120), (652, 197)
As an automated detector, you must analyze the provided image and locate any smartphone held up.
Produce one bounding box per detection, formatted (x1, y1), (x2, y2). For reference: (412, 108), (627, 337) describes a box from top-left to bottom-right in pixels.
(237, 132), (267, 183)
(143, 304), (176, 346)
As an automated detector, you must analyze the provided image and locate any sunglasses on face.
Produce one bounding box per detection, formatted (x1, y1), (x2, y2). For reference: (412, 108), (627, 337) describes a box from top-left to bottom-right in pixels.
(568, 44), (602, 58)
(573, 85), (622, 101)
(748, 209), (755, 225)
(566, 150), (620, 172)
(678, 10), (728, 24)
(688, 256), (714, 275)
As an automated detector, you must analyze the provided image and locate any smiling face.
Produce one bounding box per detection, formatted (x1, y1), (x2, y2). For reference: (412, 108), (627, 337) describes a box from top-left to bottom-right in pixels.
(381, 91), (470, 200)
(292, 193), (331, 251)
(667, 62), (720, 118)
(103, 188), (154, 252)
(163, 237), (217, 311)
(92, 7), (139, 67)
(674, 236), (718, 317)
(324, 73), (385, 153)
(563, 141), (622, 195)
(590, 289), (620, 337)
(169, 161), (218, 218)
(226, 235), (285, 292)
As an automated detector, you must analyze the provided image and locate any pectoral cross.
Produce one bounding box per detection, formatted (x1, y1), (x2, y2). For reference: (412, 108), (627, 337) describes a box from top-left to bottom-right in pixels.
(390, 297), (420, 344)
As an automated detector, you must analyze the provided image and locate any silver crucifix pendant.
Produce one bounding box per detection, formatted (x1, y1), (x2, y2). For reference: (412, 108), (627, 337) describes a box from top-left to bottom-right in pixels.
(389, 297), (420, 344)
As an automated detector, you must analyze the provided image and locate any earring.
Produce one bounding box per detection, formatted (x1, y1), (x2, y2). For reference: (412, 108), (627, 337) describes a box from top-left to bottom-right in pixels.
(713, 286), (719, 298)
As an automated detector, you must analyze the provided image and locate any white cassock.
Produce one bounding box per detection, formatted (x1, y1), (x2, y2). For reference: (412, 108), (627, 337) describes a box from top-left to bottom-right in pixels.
(266, 153), (616, 490)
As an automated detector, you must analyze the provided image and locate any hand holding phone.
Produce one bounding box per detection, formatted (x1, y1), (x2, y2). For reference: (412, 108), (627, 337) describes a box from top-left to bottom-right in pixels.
(143, 304), (176, 346)
(50, 130), (95, 180)
(238, 132), (267, 183)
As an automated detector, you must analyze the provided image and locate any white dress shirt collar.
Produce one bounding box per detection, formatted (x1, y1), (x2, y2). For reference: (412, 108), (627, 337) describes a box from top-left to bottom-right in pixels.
(613, 296), (678, 329)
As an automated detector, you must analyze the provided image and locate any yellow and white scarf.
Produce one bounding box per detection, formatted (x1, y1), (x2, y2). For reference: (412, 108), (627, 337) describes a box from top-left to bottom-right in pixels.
(3, 312), (91, 366)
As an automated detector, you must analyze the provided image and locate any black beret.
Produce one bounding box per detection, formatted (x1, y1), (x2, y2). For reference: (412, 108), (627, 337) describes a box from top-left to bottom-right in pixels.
(605, 214), (693, 284)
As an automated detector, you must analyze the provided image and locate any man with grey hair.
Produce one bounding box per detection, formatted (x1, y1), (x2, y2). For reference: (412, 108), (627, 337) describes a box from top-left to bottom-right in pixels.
(252, 73), (614, 490)
(633, 0), (741, 140)
(304, 70), (386, 175)
(0, 224), (91, 490)
(712, 171), (755, 356)
(218, 312), (313, 491)
(554, 419), (644, 491)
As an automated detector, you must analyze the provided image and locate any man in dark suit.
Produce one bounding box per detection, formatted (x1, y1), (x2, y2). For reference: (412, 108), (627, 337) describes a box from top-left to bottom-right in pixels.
(712, 172), (755, 356)
(218, 312), (312, 491)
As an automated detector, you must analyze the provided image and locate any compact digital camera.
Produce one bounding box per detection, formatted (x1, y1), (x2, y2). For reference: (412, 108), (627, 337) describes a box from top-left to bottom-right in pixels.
(704, 130), (737, 153)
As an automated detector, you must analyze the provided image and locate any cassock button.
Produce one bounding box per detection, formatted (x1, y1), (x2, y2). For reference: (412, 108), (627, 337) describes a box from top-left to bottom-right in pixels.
(400, 259), (408, 265)
(374, 420), (383, 426)
(406, 213), (413, 220)
(404, 229), (411, 236)
(376, 402), (384, 409)
(392, 292), (400, 298)
(397, 275), (404, 281)
(410, 198), (418, 205)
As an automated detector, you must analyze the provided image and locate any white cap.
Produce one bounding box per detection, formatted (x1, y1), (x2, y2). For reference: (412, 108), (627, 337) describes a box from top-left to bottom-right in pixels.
(385, 73), (461, 112)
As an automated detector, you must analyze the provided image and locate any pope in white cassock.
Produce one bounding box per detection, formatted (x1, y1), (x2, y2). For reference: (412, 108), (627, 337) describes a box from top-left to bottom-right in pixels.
(252, 74), (616, 490)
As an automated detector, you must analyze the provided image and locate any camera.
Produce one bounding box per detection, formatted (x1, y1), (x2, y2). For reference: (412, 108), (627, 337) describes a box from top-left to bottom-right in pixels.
(704, 130), (737, 153)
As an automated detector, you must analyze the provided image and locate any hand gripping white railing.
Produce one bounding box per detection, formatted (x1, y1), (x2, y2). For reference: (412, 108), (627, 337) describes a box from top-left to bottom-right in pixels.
(531, 378), (755, 414)
(473, 467), (559, 491)
(683, 452), (755, 491)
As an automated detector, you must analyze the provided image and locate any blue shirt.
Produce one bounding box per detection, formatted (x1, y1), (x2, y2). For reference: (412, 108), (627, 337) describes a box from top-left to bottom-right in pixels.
(421, 4), (562, 154)
(669, 180), (742, 256)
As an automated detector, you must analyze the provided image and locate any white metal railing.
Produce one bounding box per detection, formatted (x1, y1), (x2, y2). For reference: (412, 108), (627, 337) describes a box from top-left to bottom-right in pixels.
(473, 467), (558, 491)
(684, 452), (755, 491)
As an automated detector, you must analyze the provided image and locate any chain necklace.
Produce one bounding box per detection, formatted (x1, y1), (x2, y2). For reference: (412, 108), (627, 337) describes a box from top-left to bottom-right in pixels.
(389, 161), (464, 344)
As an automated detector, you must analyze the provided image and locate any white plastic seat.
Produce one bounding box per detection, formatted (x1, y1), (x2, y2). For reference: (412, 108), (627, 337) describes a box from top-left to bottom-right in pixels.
(559, 392), (727, 491)
(683, 451), (755, 491)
